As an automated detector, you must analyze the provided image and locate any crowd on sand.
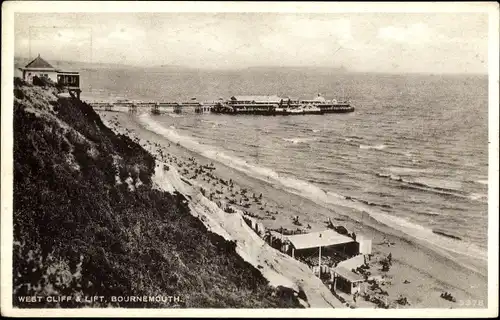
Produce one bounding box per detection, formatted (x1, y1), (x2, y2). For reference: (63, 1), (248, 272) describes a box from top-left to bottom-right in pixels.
(100, 113), (465, 309)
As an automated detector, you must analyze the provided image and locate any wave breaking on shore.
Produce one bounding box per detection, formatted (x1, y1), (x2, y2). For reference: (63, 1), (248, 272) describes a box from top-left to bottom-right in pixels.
(136, 113), (488, 274)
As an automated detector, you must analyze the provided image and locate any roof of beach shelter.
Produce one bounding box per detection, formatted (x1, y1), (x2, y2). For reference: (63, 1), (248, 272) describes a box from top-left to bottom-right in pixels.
(336, 254), (365, 270)
(23, 54), (56, 70)
(230, 95), (283, 102)
(287, 229), (354, 250)
(332, 266), (365, 283)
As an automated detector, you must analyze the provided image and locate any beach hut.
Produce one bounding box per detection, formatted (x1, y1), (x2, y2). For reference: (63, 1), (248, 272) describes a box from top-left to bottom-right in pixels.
(332, 266), (365, 295)
(250, 219), (257, 231)
(256, 222), (265, 236)
(281, 242), (290, 253)
(242, 215), (251, 227)
(312, 265), (330, 277)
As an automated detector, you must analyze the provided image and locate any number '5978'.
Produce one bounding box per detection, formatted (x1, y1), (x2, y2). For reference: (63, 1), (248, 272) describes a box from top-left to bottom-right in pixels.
(458, 299), (484, 307)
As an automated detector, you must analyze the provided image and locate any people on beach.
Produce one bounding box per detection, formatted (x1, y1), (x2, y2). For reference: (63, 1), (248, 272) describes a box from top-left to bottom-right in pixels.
(440, 292), (456, 302)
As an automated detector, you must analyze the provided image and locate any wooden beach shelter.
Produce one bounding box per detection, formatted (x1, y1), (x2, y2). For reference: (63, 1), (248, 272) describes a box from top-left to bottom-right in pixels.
(286, 229), (358, 277)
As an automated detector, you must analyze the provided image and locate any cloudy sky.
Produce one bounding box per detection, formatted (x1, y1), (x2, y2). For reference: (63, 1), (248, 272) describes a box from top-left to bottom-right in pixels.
(14, 12), (488, 73)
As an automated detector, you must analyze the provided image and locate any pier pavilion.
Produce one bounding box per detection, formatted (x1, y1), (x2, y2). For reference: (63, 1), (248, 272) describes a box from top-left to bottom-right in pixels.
(229, 95), (283, 104)
(227, 95), (285, 113)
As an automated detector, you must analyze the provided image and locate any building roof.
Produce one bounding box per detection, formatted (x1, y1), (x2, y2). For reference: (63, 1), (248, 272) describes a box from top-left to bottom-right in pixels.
(313, 96), (326, 102)
(57, 71), (79, 75)
(287, 229), (354, 250)
(231, 95), (283, 102)
(24, 54), (55, 70)
(301, 94), (327, 103)
(332, 266), (365, 283)
(336, 254), (365, 270)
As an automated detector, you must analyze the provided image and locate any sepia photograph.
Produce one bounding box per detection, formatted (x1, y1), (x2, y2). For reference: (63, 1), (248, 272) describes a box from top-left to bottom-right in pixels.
(1, 1), (498, 317)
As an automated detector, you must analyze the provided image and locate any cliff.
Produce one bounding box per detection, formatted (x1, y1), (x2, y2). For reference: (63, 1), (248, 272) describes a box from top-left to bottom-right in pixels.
(12, 78), (301, 308)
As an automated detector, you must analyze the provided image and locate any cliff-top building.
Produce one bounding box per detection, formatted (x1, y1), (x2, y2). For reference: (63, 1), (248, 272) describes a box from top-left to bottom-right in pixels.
(18, 54), (81, 99)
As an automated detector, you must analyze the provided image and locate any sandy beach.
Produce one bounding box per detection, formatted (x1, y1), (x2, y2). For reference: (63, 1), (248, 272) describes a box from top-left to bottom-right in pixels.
(97, 109), (488, 309)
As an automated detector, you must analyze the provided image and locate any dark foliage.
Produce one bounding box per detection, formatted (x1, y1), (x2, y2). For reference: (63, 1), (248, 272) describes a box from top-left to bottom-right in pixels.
(12, 82), (301, 308)
(32, 76), (55, 87)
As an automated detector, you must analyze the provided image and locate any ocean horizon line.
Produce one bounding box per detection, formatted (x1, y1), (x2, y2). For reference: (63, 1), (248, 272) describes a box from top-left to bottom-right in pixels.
(14, 55), (488, 76)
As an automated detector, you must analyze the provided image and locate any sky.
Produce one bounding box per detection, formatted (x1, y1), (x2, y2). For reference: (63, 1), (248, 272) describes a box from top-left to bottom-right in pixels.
(14, 12), (489, 74)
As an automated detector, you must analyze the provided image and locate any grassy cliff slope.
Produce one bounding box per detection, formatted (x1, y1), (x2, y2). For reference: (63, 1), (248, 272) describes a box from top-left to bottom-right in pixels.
(12, 78), (300, 308)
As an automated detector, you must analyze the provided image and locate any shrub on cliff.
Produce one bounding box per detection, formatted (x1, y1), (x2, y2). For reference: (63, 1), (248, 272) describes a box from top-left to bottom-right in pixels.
(12, 81), (301, 308)
(32, 75), (55, 88)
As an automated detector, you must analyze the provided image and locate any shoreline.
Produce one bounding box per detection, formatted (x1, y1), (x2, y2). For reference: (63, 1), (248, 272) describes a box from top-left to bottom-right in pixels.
(136, 113), (487, 264)
(134, 112), (487, 274)
(97, 110), (488, 308)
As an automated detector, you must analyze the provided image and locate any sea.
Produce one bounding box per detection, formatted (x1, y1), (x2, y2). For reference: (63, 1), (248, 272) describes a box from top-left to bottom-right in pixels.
(84, 69), (489, 263)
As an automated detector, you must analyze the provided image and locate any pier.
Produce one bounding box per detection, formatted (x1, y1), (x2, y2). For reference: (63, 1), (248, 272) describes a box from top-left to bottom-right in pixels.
(87, 100), (218, 115)
(86, 94), (355, 115)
